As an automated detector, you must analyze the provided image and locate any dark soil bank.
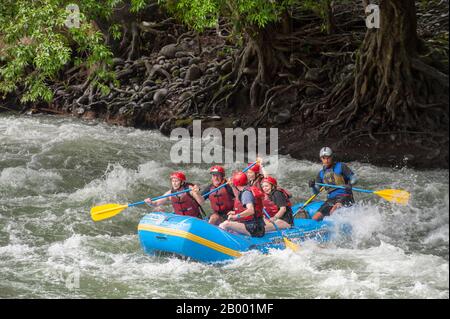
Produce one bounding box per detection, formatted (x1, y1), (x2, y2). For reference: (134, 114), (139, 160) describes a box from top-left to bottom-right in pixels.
(2, 1), (448, 169)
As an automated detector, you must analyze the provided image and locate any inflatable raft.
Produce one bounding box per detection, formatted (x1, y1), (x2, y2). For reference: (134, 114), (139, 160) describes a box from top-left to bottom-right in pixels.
(138, 201), (350, 263)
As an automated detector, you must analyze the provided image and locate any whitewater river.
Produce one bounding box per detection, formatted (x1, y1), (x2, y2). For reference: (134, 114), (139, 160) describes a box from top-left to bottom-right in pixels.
(0, 114), (448, 298)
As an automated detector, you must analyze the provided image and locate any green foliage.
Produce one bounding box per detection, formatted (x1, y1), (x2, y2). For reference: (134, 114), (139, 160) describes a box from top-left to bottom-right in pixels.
(0, 0), (124, 103)
(159, 0), (296, 34)
(130, 0), (149, 12)
(300, 0), (350, 33)
(301, 0), (329, 32)
(160, 0), (218, 31)
(159, 0), (342, 40)
(300, 0), (327, 17)
(109, 24), (123, 40)
(0, 0), (349, 103)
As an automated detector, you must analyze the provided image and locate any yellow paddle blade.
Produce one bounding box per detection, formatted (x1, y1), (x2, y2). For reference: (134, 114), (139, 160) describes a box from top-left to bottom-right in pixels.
(90, 203), (128, 221)
(374, 189), (411, 205)
(283, 237), (300, 252)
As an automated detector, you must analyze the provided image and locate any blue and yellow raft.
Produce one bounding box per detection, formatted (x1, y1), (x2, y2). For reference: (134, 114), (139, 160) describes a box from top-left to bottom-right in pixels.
(138, 201), (350, 263)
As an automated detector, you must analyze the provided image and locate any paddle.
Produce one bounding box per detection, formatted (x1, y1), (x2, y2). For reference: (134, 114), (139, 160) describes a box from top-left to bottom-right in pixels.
(315, 183), (410, 205)
(294, 187), (324, 217)
(202, 160), (259, 198)
(90, 188), (191, 222)
(302, 187), (325, 208)
(262, 208), (299, 252)
(92, 161), (260, 222)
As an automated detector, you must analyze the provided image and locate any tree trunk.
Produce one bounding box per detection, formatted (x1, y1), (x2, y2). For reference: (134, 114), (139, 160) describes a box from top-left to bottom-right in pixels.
(325, 0), (336, 35)
(202, 17), (292, 117)
(248, 28), (279, 108)
(338, 0), (447, 132)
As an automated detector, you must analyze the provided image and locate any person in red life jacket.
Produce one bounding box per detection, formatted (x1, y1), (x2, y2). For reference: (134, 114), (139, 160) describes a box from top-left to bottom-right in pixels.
(144, 171), (204, 218)
(218, 172), (265, 237)
(261, 176), (294, 232)
(309, 147), (358, 221)
(196, 165), (235, 225)
(245, 161), (265, 190)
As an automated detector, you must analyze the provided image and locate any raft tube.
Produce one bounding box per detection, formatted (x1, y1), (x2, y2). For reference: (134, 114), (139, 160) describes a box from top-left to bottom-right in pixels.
(138, 201), (350, 263)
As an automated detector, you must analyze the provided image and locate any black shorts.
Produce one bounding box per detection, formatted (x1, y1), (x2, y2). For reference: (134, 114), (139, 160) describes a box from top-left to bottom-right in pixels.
(243, 217), (265, 237)
(318, 195), (354, 216)
(280, 209), (294, 225)
(214, 210), (228, 220)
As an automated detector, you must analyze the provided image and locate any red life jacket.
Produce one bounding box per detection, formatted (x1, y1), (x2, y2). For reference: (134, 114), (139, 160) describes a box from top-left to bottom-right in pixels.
(233, 186), (264, 221)
(208, 181), (234, 213)
(170, 183), (202, 218)
(263, 188), (292, 218)
(279, 187), (292, 207)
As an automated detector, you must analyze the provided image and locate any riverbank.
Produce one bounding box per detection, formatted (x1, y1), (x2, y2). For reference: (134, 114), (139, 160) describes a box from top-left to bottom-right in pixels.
(2, 110), (446, 169)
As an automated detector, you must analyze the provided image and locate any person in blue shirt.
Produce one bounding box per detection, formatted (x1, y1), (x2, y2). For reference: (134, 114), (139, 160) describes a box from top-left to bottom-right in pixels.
(218, 172), (265, 237)
(309, 147), (358, 221)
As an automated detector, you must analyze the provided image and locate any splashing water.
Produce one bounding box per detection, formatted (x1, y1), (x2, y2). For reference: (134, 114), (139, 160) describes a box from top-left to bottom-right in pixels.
(0, 114), (448, 298)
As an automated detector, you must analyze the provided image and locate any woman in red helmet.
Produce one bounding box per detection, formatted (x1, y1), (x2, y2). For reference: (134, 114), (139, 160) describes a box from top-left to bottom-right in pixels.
(218, 172), (265, 237)
(196, 165), (235, 225)
(144, 171), (204, 218)
(261, 176), (294, 232)
(245, 162), (265, 190)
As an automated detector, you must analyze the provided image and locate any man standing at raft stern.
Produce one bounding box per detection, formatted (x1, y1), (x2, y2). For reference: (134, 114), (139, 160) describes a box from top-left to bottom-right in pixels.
(309, 147), (358, 221)
(144, 171), (204, 218)
(196, 165), (235, 225)
(218, 172), (265, 237)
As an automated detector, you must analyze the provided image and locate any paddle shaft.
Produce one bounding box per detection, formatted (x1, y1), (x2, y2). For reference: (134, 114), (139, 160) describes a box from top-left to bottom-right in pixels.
(262, 208), (283, 233)
(293, 187), (324, 216)
(129, 188), (192, 207)
(315, 182), (372, 194)
(94, 161), (259, 219)
(302, 187), (324, 207)
(315, 182), (410, 205)
(202, 182), (227, 199)
(141, 162), (258, 213)
(263, 208), (299, 251)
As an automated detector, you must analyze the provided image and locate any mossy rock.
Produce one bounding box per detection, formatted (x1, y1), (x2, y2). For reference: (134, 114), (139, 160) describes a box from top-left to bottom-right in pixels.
(172, 69), (180, 77)
(175, 118), (193, 127)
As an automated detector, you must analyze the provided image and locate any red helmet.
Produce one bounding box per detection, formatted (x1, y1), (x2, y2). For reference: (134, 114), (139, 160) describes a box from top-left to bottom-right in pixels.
(232, 172), (248, 187)
(170, 171), (186, 182)
(262, 176), (277, 187)
(210, 165), (225, 175)
(247, 162), (261, 173)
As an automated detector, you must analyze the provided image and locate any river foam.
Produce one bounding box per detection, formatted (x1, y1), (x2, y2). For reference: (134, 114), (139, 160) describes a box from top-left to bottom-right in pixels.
(0, 114), (448, 298)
